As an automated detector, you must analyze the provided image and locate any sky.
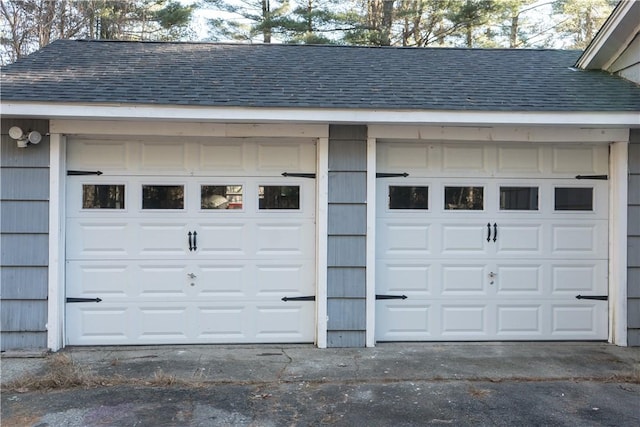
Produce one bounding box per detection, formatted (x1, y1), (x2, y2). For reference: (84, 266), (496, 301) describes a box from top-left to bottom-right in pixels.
(181, 0), (570, 47)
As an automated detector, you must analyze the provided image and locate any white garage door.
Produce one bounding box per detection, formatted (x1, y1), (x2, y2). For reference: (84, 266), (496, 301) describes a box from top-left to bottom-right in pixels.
(376, 142), (609, 341)
(66, 137), (316, 345)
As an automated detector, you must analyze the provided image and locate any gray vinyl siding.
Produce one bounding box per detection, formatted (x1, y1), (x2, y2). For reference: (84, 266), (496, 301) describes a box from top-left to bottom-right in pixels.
(628, 129), (640, 346)
(1, 119), (49, 351)
(326, 125), (367, 347)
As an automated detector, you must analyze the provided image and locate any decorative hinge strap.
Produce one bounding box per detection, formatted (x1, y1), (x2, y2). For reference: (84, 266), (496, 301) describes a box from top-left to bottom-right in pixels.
(282, 172), (316, 178)
(376, 294), (408, 300)
(575, 295), (608, 301)
(67, 170), (103, 176)
(66, 297), (102, 303)
(575, 175), (607, 180)
(281, 296), (316, 302)
(376, 172), (409, 178)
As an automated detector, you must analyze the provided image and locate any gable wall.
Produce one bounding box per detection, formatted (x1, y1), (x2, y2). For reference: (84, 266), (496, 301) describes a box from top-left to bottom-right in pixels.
(610, 33), (640, 84)
(326, 125), (368, 347)
(1, 119), (50, 351)
(628, 128), (640, 346)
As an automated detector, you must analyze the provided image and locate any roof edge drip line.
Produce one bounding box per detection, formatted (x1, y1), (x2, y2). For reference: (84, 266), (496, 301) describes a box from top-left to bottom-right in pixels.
(2, 103), (639, 128)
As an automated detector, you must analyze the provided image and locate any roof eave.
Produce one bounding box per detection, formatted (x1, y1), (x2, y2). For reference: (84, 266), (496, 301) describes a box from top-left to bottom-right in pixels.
(576, 0), (640, 71)
(2, 101), (638, 128)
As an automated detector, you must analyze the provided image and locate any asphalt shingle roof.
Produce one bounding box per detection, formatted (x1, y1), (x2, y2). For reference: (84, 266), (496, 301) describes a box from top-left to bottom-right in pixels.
(1, 39), (639, 112)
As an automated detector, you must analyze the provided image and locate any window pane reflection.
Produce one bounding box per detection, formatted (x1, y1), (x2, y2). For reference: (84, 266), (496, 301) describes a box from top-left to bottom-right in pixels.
(83, 185), (125, 209)
(500, 187), (538, 211)
(444, 186), (484, 210)
(142, 185), (184, 209)
(201, 185), (243, 209)
(389, 186), (428, 209)
(555, 187), (593, 211)
(259, 185), (300, 210)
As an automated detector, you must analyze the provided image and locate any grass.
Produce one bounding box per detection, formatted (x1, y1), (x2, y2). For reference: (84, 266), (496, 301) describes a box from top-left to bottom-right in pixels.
(3, 354), (109, 391)
(2, 354), (192, 392)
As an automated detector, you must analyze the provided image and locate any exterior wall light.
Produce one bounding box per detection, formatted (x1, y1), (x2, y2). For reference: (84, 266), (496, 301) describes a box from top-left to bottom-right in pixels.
(8, 126), (42, 148)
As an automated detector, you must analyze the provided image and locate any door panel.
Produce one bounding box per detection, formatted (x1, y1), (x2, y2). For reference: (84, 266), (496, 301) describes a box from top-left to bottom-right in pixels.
(441, 224), (488, 253)
(495, 264), (543, 294)
(496, 305), (542, 335)
(494, 223), (542, 254)
(195, 222), (248, 256)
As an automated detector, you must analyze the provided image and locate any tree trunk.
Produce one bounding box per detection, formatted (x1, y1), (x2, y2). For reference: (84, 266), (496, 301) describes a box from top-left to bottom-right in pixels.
(585, 6), (593, 44)
(380, 0), (394, 46)
(510, 14), (518, 48)
(0, 1), (25, 62)
(37, 0), (57, 48)
(307, 0), (313, 33)
(262, 0), (271, 43)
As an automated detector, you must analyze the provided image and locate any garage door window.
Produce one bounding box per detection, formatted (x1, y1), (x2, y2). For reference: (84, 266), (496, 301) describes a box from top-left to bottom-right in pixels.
(201, 185), (243, 209)
(82, 184), (125, 209)
(389, 186), (428, 210)
(444, 186), (484, 210)
(142, 185), (184, 209)
(500, 186), (539, 211)
(554, 187), (593, 211)
(259, 185), (300, 210)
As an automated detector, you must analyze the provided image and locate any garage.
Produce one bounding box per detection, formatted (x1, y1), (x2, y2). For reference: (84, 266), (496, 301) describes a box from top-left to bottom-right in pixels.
(376, 141), (609, 341)
(65, 137), (317, 345)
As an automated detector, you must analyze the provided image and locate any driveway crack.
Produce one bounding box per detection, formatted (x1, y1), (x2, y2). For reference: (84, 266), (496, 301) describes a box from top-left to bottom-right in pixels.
(277, 347), (293, 382)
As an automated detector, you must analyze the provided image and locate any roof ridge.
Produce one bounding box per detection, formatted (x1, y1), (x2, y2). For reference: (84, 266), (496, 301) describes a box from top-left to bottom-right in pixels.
(62, 38), (580, 53)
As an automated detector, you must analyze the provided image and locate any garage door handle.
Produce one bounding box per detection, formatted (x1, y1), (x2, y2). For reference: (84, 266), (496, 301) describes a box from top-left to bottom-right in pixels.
(487, 223), (491, 242)
(493, 223), (497, 242)
(187, 231), (198, 251)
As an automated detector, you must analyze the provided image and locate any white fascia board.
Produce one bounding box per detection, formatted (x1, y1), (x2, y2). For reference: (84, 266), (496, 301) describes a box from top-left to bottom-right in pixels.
(576, 0), (640, 70)
(2, 102), (639, 128)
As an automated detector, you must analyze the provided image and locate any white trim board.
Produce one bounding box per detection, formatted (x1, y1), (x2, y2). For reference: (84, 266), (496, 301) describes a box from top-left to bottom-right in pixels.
(316, 137), (329, 348)
(4, 103), (640, 127)
(51, 120), (329, 138)
(366, 136), (377, 347)
(369, 125), (630, 143)
(47, 134), (65, 351)
(609, 140), (628, 346)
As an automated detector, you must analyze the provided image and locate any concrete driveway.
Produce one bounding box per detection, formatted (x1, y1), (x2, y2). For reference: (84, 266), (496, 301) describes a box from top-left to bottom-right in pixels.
(2, 342), (639, 426)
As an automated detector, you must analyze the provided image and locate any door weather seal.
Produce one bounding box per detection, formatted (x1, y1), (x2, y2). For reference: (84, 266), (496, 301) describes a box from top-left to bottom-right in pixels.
(281, 296), (316, 302)
(376, 172), (409, 178)
(575, 175), (608, 180)
(376, 294), (408, 300)
(67, 170), (103, 176)
(575, 295), (608, 301)
(66, 297), (102, 303)
(282, 172), (316, 178)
